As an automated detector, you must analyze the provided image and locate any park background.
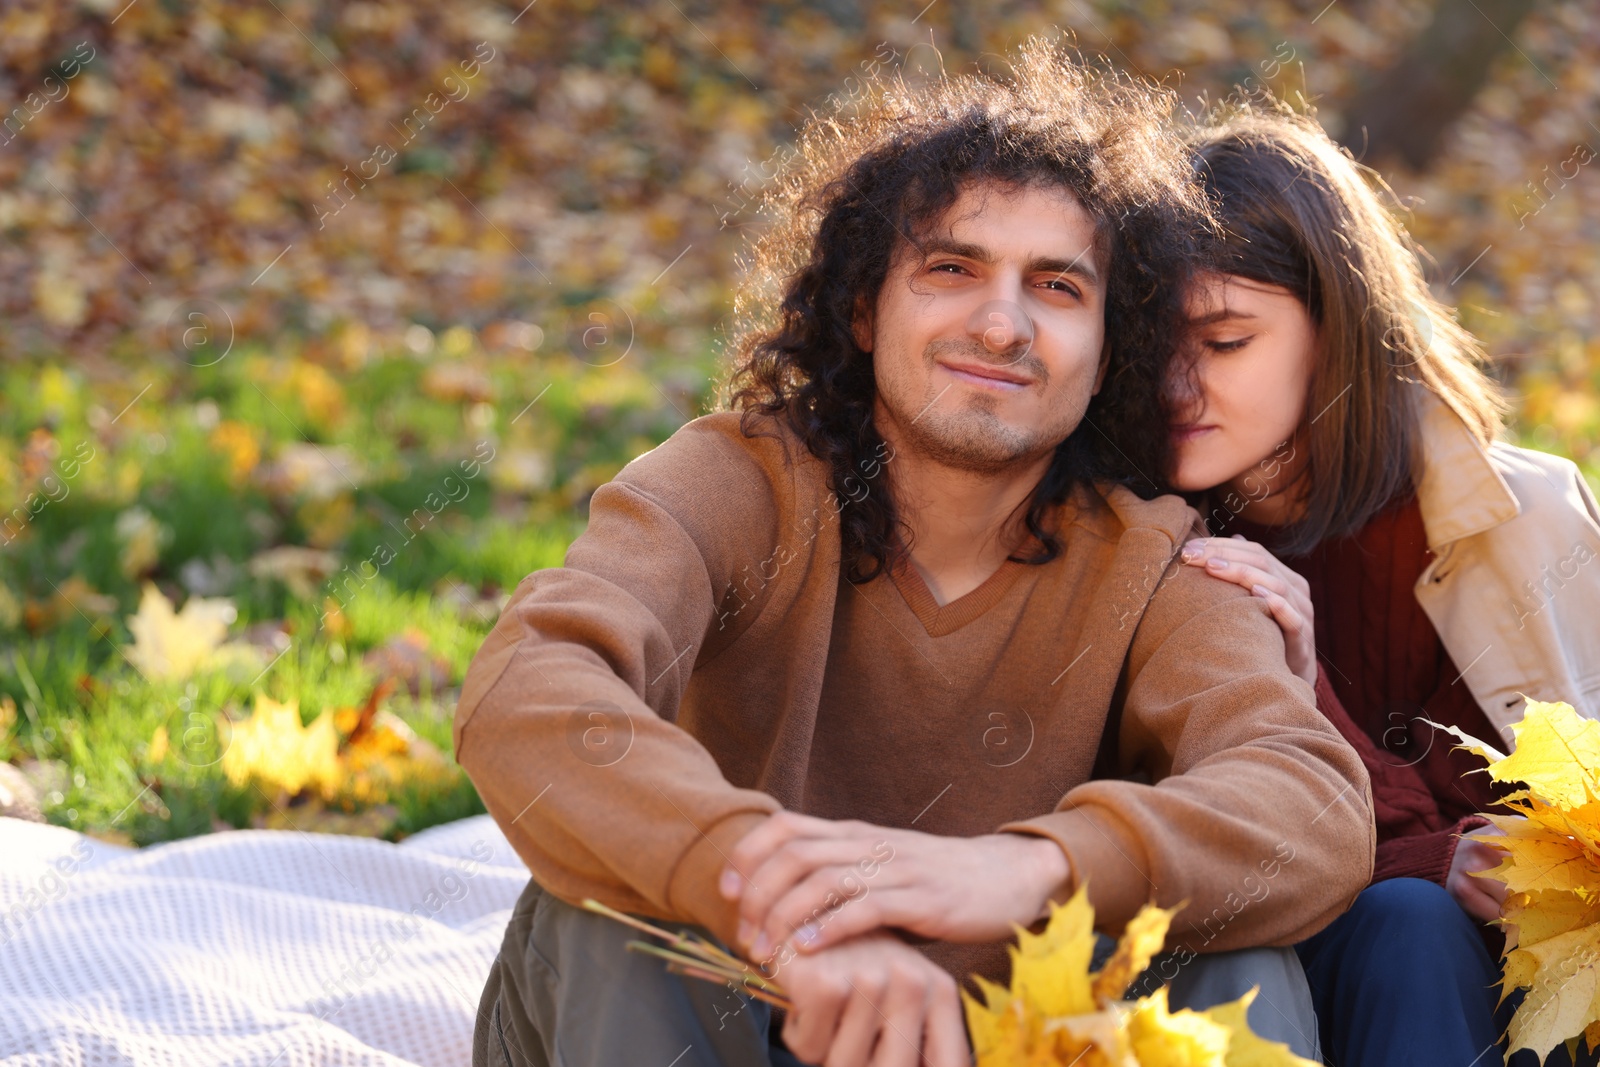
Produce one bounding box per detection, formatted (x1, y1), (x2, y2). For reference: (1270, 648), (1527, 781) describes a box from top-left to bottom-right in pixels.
(0, 0), (1595, 845)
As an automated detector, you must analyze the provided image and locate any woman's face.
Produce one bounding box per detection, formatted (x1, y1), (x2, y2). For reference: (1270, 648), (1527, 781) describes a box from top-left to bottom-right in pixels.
(1168, 272), (1317, 519)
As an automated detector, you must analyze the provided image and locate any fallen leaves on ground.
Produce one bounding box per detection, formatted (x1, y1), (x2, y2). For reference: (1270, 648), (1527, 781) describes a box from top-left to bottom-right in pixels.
(963, 884), (1317, 1066)
(24, 575), (117, 633)
(247, 545), (342, 601)
(1432, 699), (1600, 1061)
(218, 682), (457, 818)
(362, 629), (453, 694)
(434, 578), (506, 625)
(122, 583), (260, 682)
(114, 506), (168, 579)
(253, 443), (364, 501)
(332, 679), (456, 805)
(254, 800), (403, 838)
(220, 694), (340, 799)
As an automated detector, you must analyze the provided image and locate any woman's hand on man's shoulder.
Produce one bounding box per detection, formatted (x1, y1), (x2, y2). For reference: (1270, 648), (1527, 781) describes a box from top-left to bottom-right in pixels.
(1179, 534), (1318, 686)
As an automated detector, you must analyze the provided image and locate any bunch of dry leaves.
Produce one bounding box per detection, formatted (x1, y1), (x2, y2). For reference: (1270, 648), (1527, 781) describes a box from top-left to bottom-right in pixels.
(1435, 699), (1600, 1062)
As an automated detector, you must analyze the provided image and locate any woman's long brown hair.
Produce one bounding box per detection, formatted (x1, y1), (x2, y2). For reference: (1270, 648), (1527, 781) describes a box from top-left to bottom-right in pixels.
(1183, 107), (1507, 555)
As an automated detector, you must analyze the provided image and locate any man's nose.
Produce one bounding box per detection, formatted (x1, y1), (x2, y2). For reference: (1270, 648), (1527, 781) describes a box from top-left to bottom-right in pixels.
(966, 296), (1034, 360)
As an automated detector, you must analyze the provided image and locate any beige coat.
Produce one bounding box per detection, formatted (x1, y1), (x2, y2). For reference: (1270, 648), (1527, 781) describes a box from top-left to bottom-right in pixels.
(1411, 387), (1600, 746)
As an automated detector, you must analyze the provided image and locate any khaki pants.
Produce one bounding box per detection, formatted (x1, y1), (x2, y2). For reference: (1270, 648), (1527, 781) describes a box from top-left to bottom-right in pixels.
(475, 879), (1321, 1066)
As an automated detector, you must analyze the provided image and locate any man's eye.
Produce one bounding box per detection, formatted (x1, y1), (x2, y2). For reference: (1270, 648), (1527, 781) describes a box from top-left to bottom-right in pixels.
(1041, 278), (1081, 298)
(930, 262), (967, 275)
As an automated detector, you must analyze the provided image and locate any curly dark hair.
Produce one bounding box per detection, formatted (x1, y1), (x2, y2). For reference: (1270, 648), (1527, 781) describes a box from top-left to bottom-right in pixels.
(720, 37), (1216, 583)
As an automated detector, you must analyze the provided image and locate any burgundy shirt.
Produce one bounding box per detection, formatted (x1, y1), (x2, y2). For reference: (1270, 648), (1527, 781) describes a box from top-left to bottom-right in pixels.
(1227, 497), (1509, 886)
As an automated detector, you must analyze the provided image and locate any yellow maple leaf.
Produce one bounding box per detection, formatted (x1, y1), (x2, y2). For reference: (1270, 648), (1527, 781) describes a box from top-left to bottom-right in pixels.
(1504, 890), (1600, 955)
(208, 420), (261, 484)
(1126, 987), (1231, 1067)
(1049, 1008), (1132, 1066)
(1007, 883), (1098, 1019)
(1503, 922), (1600, 1058)
(123, 583), (236, 681)
(285, 360), (346, 428)
(217, 683), (459, 810)
(337, 709), (454, 805)
(220, 694), (340, 799)
(326, 681), (457, 805)
(1093, 902), (1182, 1004)
(1490, 701), (1600, 810)
(1445, 698), (1600, 1060)
(1480, 820), (1600, 898)
(963, 885), (1318, 1066)
(1491, 791), (1600, 858)
(1205, 991), (1314, 1067)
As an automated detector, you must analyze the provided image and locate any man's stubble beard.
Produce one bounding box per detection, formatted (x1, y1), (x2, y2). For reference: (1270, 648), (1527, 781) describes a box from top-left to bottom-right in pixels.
(880, 342), (1084, 476)
(899, 398), (1050, 475)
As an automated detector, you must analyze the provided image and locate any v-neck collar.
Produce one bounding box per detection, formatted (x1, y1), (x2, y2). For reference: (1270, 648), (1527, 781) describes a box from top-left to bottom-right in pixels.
(886, 553), (1029, 637)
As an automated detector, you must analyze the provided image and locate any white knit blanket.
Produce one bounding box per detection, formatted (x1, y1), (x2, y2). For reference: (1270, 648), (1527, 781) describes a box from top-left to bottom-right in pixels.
(0, 814), (530, 1066)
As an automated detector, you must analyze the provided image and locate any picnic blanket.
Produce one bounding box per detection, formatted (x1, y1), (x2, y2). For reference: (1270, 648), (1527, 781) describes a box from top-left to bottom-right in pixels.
(0, 814), (530, 1066)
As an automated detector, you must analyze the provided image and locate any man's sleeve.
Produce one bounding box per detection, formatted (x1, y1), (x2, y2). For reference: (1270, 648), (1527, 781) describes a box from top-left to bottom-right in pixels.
(452, 417), (785, 947)
(998, 567), (1375, 951)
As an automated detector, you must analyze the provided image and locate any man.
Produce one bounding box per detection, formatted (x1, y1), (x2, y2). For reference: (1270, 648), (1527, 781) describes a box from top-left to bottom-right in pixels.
(457, 40), (1373, 1067)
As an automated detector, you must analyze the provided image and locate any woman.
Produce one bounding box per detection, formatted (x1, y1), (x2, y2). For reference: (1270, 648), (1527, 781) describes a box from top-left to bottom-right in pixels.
(1167, 109), (1600, 1064)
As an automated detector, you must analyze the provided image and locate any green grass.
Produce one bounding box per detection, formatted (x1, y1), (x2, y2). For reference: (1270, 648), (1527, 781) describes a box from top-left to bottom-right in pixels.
(0, 336), (713, 845)
(2, 334), (1589, 849)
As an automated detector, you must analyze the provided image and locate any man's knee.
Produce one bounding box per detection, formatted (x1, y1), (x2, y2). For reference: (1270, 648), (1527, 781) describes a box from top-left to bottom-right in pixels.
(475, 958), (540, 1067)
(477, 880), (777, 1067)
(1093, 931), (1319, 1060)
(474, 881), (557, 1067)
(1167, 945), (1320, 1061)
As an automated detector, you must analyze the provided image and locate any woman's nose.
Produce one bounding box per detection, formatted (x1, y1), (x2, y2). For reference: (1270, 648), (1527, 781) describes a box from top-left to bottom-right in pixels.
(1166, 363), (1206, 418)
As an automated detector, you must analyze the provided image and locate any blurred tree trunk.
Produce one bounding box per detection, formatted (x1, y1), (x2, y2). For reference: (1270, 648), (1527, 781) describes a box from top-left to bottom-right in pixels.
(1340, 0), (1541, 170)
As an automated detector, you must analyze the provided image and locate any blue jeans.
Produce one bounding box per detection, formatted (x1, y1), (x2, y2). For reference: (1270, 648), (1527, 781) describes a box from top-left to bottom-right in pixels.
(1296, 878), (1599, 1067)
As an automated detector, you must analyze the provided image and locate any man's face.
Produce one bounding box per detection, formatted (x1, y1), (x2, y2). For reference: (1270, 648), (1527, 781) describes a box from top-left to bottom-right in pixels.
(858, 181), (1108, 474)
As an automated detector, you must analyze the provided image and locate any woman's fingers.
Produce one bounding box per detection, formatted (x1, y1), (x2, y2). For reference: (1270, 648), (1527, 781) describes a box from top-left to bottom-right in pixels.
(1184, 537), (1319, 680)
(1183, 537), (1315, 621)
(1448, 836), (1511, 923)
(1184, 537), (1307, 588)
(1182, 536), (1320, 683)
(1457, 880), (1503, 924)
(1251, 584), (1318, 684)
(1253, 584), (1307, 635)
(1475, 872), (1508, 907)
(1197, 556), (1286, 599)
(1461, 841), (1509, 907)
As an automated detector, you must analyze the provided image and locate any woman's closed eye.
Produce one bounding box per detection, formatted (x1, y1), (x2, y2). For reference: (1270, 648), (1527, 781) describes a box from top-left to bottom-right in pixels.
(1203, 335), (1255, 353)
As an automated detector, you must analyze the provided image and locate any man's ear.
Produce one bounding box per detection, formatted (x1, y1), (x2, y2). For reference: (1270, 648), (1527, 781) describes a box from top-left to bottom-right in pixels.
(851, 296), (874, 353)
(1091, 339), (1111, 396)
